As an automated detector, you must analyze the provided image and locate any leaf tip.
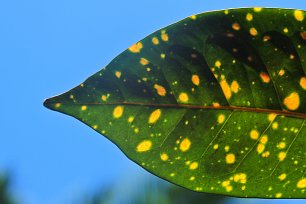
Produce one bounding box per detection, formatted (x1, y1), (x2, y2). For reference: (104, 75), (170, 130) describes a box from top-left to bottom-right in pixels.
(43, 97), (61, 111)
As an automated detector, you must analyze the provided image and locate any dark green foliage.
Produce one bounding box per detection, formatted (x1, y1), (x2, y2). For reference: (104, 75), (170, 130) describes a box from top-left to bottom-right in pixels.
(45, 8), (306, 198)
(0, 175), (14, 204)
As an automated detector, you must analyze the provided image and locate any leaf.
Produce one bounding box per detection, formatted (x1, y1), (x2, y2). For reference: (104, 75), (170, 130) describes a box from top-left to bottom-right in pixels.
(44, 8), (306, 198)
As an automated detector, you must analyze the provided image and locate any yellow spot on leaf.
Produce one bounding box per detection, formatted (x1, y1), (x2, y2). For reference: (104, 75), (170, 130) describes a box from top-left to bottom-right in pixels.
(161, 30), (169, 42)
(260, 72), (270, 83)
(115, 71), (121, 78)
(275, 193), (282, 198)
(180, 138), (191, 152)
(221, 180), (233, 192)
(277, 142), (286, 149)
(300, 77), (306, 90)
(101, 95), (107, 101)
(239, 173), (246, 182)
(136, 140), (152, 152)
(191, 75), (200, 86)
(140, 58), (149, 65)
(268, 113), (276, 122)
(297, 178), (306, 188)
(249, 27), (258, 36)
(283, 92), (300, 110)
(233, 174), (240, 182)
(160, 153), (168, 161)
(225, 153), (236, 164)
(148, 109), (161, 124)
(129, 42), (143, 53)
(179, 93), (189, 103)
(226, 186), (233, 192)
(128, 116), (134, 123)
(250, 130), (259, 140)
(278, 69), (285, 76)
(257, 143), (265, 154)
(272, 122), (278, 130)
(263, 35), (271, 42)
(234, 173), (247, 183)
(213, 102), (220, 107)
(190, 15), (197, 20)
(81, 105), (87, 111)
(246, 13), (253, 21)
(278, 173), (287, 181)
(254, 7), (262, 12)
(113, 106), (124, 119)
(55, 103), (61, 108)
(222, 180), (230, 187)
(220, 79), (232, 100)
(152, 37), (159, 45)
(278, 151), (286, 161)
(213, 144), (219, 150)
(215, 60), (221, 68)
(134, 127), (139, 133)
(260, 135), (268, 144)
(262, 151), (270, 158)
(218, 114), (225, 124)
(154, 84), (166, 96)
(230, 80), (239, 93)
(232, 22), (240, 30)
(294, 10), (304, 21)
(189, 162), (199, 170)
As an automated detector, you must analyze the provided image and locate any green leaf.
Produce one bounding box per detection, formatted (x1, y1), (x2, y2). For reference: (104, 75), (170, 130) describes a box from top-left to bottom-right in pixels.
(44, 8), (306, 198)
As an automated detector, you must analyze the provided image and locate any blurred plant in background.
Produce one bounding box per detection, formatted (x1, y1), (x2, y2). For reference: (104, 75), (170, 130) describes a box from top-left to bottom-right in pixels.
(81, 174), (227, 204)
(0, 174), (15, 204)
(0, 170), (228, 204)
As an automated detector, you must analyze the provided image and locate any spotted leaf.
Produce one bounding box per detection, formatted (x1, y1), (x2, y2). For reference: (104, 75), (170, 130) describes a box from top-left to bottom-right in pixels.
(44, 8), (306, 198)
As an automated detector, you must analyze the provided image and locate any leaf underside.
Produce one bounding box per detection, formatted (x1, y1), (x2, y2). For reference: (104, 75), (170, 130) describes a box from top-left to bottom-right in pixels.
(44, 8), (306, 198)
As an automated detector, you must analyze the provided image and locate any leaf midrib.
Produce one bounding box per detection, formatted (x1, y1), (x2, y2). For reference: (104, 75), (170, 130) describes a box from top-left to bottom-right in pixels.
(45, 100), (306, 119)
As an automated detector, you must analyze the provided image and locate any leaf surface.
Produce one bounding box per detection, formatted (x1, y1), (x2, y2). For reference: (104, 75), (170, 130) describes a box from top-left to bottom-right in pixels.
(44, 8), (306, 198)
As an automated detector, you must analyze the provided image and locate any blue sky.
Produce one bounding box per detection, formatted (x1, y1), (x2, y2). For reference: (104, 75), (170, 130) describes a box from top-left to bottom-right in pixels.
(1, 0), (306, 203)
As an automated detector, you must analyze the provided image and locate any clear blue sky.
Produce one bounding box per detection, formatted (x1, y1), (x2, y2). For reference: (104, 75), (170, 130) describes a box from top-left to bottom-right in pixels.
(1, 0), (306, 203)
